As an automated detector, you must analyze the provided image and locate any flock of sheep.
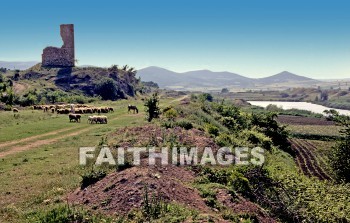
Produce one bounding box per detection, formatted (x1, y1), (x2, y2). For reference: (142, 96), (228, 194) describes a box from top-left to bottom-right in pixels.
(33, 104), (115, 124)
(33, 104), (113, 114)
(11, 103), (139, 125)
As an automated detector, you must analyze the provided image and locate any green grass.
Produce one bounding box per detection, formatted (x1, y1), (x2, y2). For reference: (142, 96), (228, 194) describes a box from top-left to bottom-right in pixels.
(0, 97), (180, 223)
(287, 124), (342, 137)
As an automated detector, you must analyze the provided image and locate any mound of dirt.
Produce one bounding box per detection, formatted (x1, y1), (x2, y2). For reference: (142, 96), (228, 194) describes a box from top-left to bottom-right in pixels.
(110, 125), (219, 152)
(68, 162), (210, 215)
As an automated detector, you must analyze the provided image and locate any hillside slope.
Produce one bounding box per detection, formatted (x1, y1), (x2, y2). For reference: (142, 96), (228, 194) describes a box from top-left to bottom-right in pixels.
(1, 64), (146, 105)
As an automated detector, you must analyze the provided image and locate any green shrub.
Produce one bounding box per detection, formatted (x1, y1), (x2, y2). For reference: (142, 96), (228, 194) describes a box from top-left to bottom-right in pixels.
(199, 93), (213, 102)
(229, 171), (252, 197)
(175, 120), (193, 130)
(221, 116), (237, 130)
(205, 124), (219, 136)
(164, 108), (178, 121)
(80, 169), (107, 189)
(215, 133), (232, 147)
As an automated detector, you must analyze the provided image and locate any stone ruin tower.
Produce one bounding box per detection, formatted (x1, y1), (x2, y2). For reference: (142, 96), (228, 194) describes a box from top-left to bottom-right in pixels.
(42, 24), (75, 67)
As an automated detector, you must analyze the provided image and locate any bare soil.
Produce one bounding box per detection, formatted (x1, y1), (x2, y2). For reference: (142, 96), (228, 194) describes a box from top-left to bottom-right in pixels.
(277, 115), (334, 126)
(68, 161), (211, 215)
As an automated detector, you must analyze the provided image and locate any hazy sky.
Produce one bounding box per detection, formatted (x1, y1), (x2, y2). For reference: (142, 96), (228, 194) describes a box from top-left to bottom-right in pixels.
(1, 0), (350, 78)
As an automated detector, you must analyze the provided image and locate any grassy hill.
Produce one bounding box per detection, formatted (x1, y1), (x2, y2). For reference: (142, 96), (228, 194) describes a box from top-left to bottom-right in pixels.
(0, 64), (155, 107)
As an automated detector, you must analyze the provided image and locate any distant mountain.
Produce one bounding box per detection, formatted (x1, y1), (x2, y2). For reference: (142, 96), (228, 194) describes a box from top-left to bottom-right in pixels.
(257, 71), (316, 84)
(0, 61), (38, 70)
(137, 66), (321, 90)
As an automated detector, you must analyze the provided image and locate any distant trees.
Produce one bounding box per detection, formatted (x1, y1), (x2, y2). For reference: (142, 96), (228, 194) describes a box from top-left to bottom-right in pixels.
(320, 91), (329, 101)
(266, 104), (282, 112)
(13, 72), (20, 81)
(0, 74), (15, 107)
(199, 93), (213, 102)
(280, 93), (289, 98)
(221, 88), (229, 94)
(142, 81), (159, 89)
(0, 67), (7, 73)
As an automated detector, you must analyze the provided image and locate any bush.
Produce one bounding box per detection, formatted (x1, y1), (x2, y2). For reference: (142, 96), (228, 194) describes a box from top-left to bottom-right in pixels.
(205, 124), (219, 136)
(221, 116), (237, 130)
(163, 108), (177, 121)
(80, 169), (107, 189)
(199, 93), (213, 102)
(229, 171), (252, 197)
(215, 133), (232, 147)
(175, 120), (193, 130)
(329, 113), (350, 182)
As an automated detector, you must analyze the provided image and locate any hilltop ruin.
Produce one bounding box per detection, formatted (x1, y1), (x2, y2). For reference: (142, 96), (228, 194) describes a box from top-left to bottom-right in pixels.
(42, 24), (75, 67)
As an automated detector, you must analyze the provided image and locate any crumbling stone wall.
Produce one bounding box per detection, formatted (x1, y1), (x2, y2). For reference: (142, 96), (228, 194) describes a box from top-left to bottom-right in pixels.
(42, 24), (75, 67)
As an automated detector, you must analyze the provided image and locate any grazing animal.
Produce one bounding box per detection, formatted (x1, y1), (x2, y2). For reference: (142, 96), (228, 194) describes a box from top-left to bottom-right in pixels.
(88, 115), (107, 124)
(128, 105), (138, 114)
(12, 108), (19, 113)
(69, 114), (81, 123)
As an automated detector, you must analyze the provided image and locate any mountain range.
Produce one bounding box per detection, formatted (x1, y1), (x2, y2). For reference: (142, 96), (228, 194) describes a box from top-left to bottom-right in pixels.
(0, 61), (323, 91)
(137, 66), (321, 91)
(0, 61), (38, 70)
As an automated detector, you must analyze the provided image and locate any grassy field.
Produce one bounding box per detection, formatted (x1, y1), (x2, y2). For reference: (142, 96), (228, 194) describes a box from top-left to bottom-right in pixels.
(0, 97), (183, 222)
(287, 124), (342, 137)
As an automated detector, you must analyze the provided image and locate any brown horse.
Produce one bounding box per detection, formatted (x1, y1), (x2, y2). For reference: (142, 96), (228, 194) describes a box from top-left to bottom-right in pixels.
(128, 104), (138, 114)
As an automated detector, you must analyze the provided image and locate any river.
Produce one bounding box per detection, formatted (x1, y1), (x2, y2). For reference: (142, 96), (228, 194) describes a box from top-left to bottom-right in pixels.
(248, 101), (350, 116)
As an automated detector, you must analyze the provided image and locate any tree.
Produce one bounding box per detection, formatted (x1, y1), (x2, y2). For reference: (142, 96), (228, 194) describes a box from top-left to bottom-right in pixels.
(221, 88), (229, 94)
(199, 93), (213, 102)
(144, 92), (160, 122)
(252, 112), (291, 154)
(94, 77), (124, 100)
(13, 72), (20, 81)
(1, 88), (15, 106)
(46, 91), (61, 104)
(320, 91), (328, 101)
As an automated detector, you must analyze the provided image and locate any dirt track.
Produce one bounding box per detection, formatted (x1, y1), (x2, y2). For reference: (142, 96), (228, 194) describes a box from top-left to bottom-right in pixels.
(0, 126), (78, 149)
(0, 114), (131, 158)
(0, 127), (92, 158)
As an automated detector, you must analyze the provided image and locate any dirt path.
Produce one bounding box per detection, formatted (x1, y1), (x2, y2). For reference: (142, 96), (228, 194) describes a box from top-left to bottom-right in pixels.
(171, 95), (189, 103)
(0, 127), (93, 158)
(0, 113), (137, 158)
(0, 126), (79, 149)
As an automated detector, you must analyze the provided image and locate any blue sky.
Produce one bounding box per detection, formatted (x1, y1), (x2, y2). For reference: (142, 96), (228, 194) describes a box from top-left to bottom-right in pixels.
(0, 0), (350, 78)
